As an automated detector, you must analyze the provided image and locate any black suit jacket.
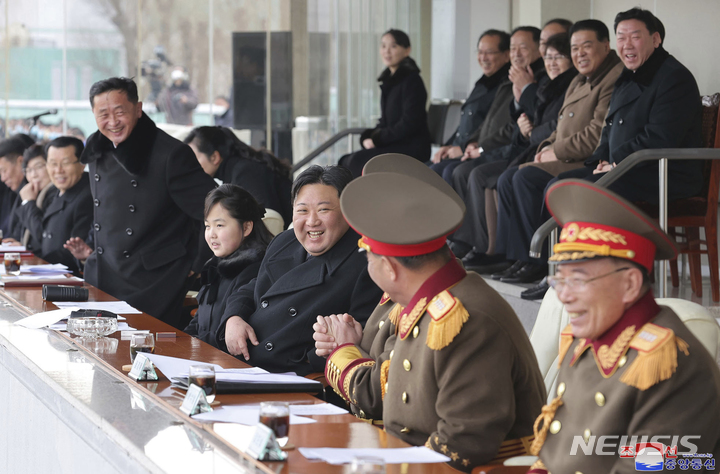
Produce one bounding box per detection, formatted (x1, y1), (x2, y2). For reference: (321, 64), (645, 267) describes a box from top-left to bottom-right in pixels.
(17, 174), (93, 274)
(81, 113), (217, 327)
(217, 228), (383, 375)
(586, 49), (703, 203)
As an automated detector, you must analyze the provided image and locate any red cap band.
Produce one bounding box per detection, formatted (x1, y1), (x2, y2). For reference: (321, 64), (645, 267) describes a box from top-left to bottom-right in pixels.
(551, 221), (656, 271)
(359, 235), (448, 257)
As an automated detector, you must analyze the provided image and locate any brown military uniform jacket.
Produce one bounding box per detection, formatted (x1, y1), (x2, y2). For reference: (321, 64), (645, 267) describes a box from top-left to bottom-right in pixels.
(531, 292), (720, 474)
(521, 51), (623, 177)
(327, 259), (546, 472)
(349, 293), (397, 420)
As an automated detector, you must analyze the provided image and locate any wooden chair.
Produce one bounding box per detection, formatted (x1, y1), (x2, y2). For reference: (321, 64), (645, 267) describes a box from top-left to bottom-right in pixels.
(636, 93), (720, 301)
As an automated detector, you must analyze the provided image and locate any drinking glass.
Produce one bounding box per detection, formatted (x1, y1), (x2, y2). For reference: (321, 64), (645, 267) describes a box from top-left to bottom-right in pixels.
(259, 401), (290, 447)
(129, 333), (155, 362)
(189, 365), (216, 403)
(4, 252), (21, 275)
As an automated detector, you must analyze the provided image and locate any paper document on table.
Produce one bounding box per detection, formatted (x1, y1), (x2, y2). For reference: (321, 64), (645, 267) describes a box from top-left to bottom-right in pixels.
(53, 301), (142, 314)
(24, 264), (70, 273)
(0, 245), (26, 252)
(15, 309), (74, 329)
(214, 371), (322, 385)
(192, 406), (316, 425)
(143, 353), (225, 379)
(288, 403), (348, 416)
(298, 447), (450, 464)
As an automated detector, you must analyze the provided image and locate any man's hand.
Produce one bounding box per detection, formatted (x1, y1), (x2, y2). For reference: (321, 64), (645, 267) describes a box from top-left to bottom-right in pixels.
(593, 160), (614, 175)
(362, 138), (375, 149)
(535, 148), (558, 163)
(63, 237), (93, 261)
(313, 316), (337, 357)
(325, 313), (363, 347)
(225, 316), (259, 360)
(509, 64), (535, 101)
(462, 146), (482, 161)
(19, 182), (40, 202)
(2, 238), (20, 245)
(517, 113), (533, 138)
(432, 146), (449, 163)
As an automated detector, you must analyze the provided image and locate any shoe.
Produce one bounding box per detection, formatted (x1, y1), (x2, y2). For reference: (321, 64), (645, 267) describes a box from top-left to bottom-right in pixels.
(521, 278), (550, 300)
(466, 254), (510, 274)
(491, 260), (524, 280)
(448, 240), (472, 259)
(461, 249), (486, 266)
(501, 263), (548, 284)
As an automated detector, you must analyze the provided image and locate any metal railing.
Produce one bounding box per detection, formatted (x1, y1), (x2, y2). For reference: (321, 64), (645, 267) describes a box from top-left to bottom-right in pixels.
(291, 127), (366, 173)
(529, 148), (720, 297)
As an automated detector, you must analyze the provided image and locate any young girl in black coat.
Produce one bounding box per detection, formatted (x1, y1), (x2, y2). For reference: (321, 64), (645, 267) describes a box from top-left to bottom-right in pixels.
(184, 184), (273, 347)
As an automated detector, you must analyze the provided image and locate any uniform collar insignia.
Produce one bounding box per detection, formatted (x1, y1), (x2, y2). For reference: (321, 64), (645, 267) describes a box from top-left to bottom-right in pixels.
(397, 258), (466, 340)
(570, 291), (660, 377)
(379, 292), (392, 305)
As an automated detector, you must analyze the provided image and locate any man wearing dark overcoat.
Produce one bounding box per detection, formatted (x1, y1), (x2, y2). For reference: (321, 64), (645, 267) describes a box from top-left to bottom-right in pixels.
(80, 77), (216, 328)
(216, 165), (382, 376)
(528, 179), (720, 473)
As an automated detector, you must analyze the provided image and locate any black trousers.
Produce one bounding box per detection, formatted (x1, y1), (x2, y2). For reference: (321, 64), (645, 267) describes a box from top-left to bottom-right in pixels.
(451, 160), (508, 252)
(339, 144), (428, 178)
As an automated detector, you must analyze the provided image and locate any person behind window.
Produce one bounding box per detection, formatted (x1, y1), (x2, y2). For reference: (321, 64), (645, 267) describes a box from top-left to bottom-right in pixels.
(184, 126), (292, 226)
(12, 144), (54, 252)
(185, 184), (273, 348)
(339, 29), (431, 177)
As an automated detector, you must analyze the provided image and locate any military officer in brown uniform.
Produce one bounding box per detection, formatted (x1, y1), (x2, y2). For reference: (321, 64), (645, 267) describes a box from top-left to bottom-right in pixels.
(323, 169), (546, 472)
(528, 179), (720, 473)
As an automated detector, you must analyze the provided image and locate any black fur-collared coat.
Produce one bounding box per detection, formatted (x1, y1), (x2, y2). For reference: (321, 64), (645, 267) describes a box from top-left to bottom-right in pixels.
(81, 113), (217, 327)
(184, 242), (265, 348)
(216, 228), (383, 375)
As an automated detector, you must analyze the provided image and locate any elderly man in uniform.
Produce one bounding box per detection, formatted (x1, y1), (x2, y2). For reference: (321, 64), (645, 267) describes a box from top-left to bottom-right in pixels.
(323, 165), (546, 472)
(78, 77), (216, 328)
(528, 179), (720, 473)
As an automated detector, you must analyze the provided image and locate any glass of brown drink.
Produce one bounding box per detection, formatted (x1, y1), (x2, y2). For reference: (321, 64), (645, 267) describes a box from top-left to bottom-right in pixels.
(189, 365), (216, 403)
(259, 401), (290, 447)
(4, 252), (21, 275)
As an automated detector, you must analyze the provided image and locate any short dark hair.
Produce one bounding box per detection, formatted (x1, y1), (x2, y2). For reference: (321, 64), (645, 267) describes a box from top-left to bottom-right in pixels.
(0, 137), (28, 163)
(89, 77), (139, 107)
(46, 136), (84, 160)
(204, 183), (273, 249)
(545, 32), (571, 58)
(22, 144), (46, 170)
(614, 8), (661, 36)
(13, 133), (35, 149)
(478, 29), (511, 52)
(544, 18), (573, 32)
(382, 29), (411, 48)
(570, 19), (610, 43)
(394, 245), (452, 270)
(511, 26), (541, 45)
(291, 165), (353, 204)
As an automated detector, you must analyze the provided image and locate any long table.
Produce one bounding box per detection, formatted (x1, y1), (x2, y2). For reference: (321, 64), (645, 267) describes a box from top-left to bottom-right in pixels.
(0, 261), (486, 474)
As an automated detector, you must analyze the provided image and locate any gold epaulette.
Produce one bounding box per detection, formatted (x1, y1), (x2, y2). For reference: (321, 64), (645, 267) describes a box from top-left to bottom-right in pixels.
(380, 359), (391, 399)
(426, 290), (469, 350)
(558, 324), (574, 367)
(388, 303), (402, 326)
(619, 323), (689, 391)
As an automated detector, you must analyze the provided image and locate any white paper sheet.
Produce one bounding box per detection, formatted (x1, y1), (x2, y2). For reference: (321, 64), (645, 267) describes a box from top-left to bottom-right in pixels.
(0, 245), (26, 252)
(53, 301), (142, 314)
(143, 353), (225, 379)
(298, 447), (450, 465)
(214, 371), (323, 386)
(192, 406), (316, 425)
(15, 309), (74, 328)
(24, 263), (70, 273)
(288, 403), (348, 416)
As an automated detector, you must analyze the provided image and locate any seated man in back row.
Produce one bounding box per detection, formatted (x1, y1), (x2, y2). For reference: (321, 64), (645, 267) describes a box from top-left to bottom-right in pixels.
(216, 165), (382, 375)
(495, 7), (703, 287)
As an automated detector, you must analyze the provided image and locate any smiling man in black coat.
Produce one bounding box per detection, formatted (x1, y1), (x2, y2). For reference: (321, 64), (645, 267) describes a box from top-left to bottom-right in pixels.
(217, 165), (382, 375)
(17, 137), (93, 275)
(80, 77), (216, 328)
